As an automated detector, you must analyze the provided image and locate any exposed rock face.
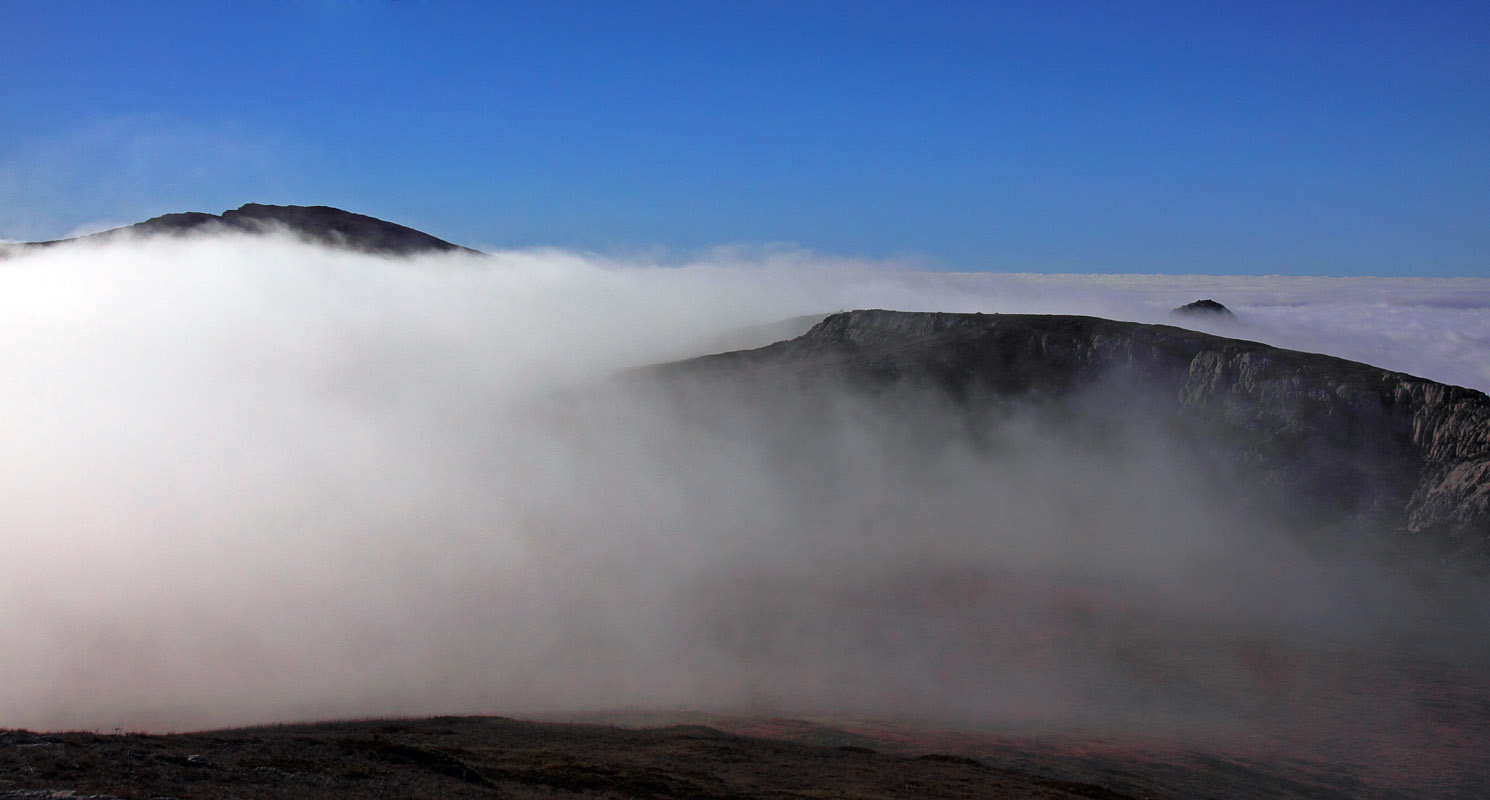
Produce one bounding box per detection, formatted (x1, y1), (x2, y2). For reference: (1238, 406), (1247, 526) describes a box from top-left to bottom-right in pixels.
(663, 310), (1490, 564)
(14, 203), (479, 256)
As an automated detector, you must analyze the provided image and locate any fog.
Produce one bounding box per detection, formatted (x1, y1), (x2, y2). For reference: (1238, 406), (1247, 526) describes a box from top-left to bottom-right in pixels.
(2, 233), (1488, 761)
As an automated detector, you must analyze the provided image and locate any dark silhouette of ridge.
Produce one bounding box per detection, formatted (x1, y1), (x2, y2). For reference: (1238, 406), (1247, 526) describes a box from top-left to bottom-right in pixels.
(10, 203), (480, 256)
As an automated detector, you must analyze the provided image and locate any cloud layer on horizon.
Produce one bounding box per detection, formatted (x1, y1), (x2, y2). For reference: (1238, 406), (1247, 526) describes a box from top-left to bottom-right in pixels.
(1, 234), (1487, 745)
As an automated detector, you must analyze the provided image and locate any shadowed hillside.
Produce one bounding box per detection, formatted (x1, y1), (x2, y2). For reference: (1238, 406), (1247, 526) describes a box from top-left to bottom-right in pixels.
(656, 309), (1490, 566)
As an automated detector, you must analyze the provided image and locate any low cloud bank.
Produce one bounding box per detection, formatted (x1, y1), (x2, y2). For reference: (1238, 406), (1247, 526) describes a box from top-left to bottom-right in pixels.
(1, 234), (1486, 766)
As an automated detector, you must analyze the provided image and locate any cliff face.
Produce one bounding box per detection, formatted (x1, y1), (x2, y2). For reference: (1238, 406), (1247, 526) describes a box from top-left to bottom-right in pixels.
(667, 310), (1490, 564)
(12, 203), (479, 256)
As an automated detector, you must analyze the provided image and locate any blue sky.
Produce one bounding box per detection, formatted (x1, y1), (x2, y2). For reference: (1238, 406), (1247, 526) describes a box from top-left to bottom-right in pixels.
(1, 0), (1485, 275)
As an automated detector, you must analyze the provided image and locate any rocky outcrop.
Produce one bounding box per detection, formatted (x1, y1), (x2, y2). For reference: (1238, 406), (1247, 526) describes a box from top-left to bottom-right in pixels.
(12, 203), (479, 256)
(663, 310), (1490, 564)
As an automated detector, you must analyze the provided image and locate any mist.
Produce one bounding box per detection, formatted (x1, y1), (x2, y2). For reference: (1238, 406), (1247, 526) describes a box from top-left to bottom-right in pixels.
(2, 232), (1487, 766)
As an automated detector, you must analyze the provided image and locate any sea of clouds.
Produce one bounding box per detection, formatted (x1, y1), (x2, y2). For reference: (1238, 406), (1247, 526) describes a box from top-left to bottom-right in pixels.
(2, 232), (1487, 747)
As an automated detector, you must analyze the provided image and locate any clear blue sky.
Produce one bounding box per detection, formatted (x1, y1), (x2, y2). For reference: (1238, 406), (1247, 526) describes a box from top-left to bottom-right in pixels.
(1, 0), (1486, 275)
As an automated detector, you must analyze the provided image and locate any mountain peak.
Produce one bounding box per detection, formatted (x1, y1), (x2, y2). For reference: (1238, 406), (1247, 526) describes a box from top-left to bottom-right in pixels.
(1172, 298), (1236, 318)
(14, 203), (480, 256)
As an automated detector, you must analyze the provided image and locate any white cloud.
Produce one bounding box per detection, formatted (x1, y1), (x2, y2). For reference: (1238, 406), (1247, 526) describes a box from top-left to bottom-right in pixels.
(0, 234), (1485, 765)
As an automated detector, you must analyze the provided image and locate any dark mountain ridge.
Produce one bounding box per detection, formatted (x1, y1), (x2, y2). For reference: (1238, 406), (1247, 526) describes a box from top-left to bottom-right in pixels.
(8, 203), (479, 256)
(659, 309), (1490, 565)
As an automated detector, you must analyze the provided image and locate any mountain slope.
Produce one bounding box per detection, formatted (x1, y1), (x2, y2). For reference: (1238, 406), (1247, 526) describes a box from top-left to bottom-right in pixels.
(657, 309), (1490, 564)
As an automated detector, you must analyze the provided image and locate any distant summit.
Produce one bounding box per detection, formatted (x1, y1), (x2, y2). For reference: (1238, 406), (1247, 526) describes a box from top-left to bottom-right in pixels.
(1172, 298), (1236, 318)
(13, 203), (480, 256)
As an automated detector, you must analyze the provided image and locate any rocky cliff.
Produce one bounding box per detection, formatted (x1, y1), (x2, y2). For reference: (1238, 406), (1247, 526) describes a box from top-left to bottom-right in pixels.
(663, 309), (1490, 565)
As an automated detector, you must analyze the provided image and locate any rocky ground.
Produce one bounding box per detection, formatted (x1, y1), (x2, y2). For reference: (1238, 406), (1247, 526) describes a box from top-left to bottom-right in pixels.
(5, 709), (1485, 800)
(0, 716), (1152, 800)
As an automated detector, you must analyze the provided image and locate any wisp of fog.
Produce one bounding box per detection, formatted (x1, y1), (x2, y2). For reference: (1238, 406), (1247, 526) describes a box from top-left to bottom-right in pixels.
(2, 232), (1488, 765)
